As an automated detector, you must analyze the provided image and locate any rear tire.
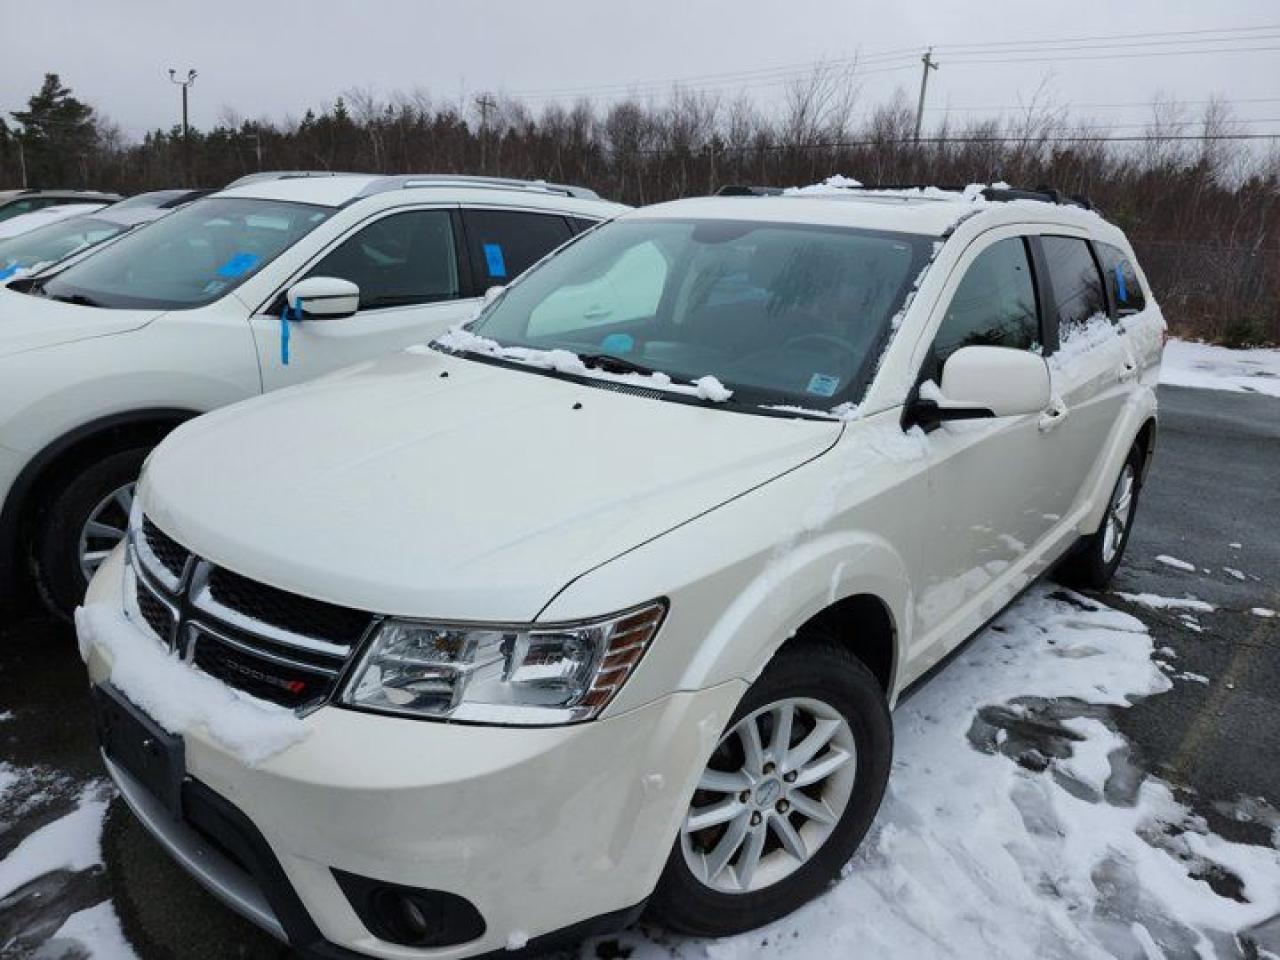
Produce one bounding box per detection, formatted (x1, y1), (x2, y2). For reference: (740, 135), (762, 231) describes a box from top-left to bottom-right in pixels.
(32, 447), (148, 619)
(1056, 444), (1144, 591)
(647, 632), (892, 937)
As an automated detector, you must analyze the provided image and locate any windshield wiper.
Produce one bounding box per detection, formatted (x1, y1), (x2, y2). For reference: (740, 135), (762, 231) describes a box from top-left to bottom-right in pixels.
(577, 352), (662, 377)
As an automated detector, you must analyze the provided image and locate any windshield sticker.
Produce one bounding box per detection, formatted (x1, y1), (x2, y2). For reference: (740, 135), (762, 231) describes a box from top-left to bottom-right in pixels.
(483, 243), (507, 278)
(599, 332), (634, 354)
(806, 373), (841, 397)
(216, 252), (262, 279)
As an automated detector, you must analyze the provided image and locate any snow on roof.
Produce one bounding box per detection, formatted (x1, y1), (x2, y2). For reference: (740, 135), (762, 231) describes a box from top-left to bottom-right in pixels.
(631, 177), (1115, 238)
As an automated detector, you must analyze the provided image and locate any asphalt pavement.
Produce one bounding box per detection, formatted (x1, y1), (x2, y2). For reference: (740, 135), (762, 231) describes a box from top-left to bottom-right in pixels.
(0, 383), (1276, 959)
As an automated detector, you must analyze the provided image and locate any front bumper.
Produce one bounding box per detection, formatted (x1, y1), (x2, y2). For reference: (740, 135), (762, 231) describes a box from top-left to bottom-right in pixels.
(85, 549), (745, 958)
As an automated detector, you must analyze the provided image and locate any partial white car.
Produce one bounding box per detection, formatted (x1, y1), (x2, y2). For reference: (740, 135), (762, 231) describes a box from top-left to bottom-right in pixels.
(80, 184), (1164, 958)
(0, 189), (210, 284)
(0, 174), (625, 614)
(0, 202), (111, 241)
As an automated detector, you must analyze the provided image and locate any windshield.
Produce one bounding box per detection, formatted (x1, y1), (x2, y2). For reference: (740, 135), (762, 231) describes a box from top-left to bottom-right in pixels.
(464, 218), (934, 410)
(0, 216), (127, 277)
(38, 198), (332, 309)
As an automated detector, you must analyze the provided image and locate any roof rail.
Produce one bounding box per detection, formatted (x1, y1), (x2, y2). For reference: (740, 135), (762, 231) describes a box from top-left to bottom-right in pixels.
(716, 185), (785, 197)
(839, 182), (1095, 211)
(357, 174), (601, 201)
(224, 170), (358, 189)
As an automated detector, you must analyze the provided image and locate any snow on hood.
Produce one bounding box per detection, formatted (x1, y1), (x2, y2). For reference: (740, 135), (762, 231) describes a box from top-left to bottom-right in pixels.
(140, 347), (841, 621)
(0, 286), (162, 358)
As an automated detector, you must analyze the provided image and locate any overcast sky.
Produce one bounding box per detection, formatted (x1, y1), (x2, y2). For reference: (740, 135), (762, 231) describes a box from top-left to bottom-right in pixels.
(3, 0), (1278, 139)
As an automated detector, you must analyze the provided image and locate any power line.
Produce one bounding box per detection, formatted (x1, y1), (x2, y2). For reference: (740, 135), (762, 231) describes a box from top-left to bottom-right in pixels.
(944, 44), (1280, 66)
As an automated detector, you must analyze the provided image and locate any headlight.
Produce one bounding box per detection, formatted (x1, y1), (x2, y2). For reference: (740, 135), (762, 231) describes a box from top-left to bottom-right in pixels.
(339, 601), (666, 725)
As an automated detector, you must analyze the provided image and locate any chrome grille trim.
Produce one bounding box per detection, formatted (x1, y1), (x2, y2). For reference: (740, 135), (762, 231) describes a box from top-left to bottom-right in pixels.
(123, 513), (374, 712)
(190, 586), (352, 660)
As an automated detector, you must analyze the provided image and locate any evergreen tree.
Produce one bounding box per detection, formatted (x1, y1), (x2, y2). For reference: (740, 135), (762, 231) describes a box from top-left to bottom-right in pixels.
(10, 74), (100, 188)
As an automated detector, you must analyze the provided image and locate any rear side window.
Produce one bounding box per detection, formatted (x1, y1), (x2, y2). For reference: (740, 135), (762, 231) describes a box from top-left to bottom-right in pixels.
(462, 210), (573, 288)
(1040, 236), (1108, 335)
(1097, 243), (1147, 316)
(929, 237), (1040, 377)
(307, 209), (459, 311)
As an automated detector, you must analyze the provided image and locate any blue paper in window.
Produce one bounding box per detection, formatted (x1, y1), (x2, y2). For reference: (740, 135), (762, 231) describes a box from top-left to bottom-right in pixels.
(483, 243), (507, 278)
(0, 261), (18, 281)
(217, 252), (262, 278)
(806, 373), (840, 397)
(1114, 264), (1128, 303)
(600, 332), (634, 354)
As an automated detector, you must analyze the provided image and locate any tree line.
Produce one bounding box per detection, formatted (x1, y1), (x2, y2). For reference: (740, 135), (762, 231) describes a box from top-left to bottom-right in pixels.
(2, 71), (1277, 346)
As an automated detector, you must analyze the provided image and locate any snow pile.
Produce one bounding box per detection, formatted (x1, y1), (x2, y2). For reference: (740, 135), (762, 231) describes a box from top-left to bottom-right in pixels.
(1160, 339), (1280, 398)
(432, 327), (735, 402)
(1115, 592), (1217, 613)
(1050, 312), (1121, 370)
(0, 786), (109, 899)
(1156, 554), (1197, 572)
(75, 603), (310, 765)
(40, 900), (139, 960)
(607, 587), (1280, 959)
(782, 174), (864, 195)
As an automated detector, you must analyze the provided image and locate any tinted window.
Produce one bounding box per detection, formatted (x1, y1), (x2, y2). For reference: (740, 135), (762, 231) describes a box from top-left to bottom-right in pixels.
(929, 237), (1040, 377)
(1041, 235), (1108, 335)
(463, 210), (572, 288)
(40, 198), (332, 310)
(307, 210), (459, 310)
(1097, 242), (1147, 316)
(570, 216), (600, 234)
(0, 199), (39, 223)
(467, 218), (933, 409)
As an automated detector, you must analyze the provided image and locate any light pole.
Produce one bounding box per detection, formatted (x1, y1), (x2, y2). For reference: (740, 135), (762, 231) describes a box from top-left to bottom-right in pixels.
(168, 68), (197, 183)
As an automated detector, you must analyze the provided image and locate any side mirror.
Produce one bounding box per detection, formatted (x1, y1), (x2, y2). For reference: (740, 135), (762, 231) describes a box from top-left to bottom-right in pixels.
(908, 345), (1051, 428)
(483, 284), (505, 305)
(286, 276), (360, 320)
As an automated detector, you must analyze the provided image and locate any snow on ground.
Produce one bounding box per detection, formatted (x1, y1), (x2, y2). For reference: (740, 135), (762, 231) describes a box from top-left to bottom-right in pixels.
(0, 787), (109, 897)
(1116, 592), (1217, 613)
(1156, 554), (1197, 572)
(1160, 339), (1280, 398)
(599, 586), (1280, 960)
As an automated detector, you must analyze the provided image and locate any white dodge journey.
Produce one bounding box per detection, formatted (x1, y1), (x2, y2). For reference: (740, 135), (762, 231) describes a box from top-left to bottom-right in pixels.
(79, 183), (1164, 958)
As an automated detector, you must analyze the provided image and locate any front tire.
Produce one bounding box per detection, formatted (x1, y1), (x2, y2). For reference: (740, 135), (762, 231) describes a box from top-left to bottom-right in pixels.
(32, 447), (148, 619)
(648, 634), (892, 937)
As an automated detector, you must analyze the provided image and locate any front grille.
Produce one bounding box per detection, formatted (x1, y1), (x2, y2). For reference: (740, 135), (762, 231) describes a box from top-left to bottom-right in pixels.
(141, 518), (190, 580)
(128, 513), (372, 713)
(205, 566), (373, 647)
(192, 631), (333, 709)
(134, 581), (174, 642)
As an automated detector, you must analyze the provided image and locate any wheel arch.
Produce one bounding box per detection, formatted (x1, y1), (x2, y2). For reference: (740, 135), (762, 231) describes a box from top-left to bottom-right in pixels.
(0, 408), (197, 603)
(1076, 392), (1159, 537)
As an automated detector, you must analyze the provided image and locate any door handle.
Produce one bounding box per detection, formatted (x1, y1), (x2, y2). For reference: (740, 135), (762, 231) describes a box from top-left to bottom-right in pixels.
(1038, 398), (1069, 433)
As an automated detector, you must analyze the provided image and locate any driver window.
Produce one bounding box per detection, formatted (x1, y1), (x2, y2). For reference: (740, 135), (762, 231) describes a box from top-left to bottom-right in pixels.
(927, 237), (1040, 381)
(306, 210), (459, 312)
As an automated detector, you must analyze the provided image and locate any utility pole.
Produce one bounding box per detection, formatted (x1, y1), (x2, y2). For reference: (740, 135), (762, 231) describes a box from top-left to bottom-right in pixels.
(913, 48), (938, 143)
(475, 93), (496, 173)
(17, 139), (27, 189)
(168, 68), (197, 184)
(250, 133), (263, 170)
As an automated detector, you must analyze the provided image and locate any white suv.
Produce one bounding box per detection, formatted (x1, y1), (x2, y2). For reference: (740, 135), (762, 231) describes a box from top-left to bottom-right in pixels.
(0, 174), (625, 614)
(79, 184), (1163, 958)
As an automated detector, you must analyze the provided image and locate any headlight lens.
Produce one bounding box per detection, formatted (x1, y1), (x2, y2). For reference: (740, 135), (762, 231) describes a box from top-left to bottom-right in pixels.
(339, 601), (666, 725)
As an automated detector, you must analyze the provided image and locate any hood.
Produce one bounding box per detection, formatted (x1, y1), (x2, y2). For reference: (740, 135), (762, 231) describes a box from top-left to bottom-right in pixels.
(0, 286), (162, 358)
(142, 349), (841, 621)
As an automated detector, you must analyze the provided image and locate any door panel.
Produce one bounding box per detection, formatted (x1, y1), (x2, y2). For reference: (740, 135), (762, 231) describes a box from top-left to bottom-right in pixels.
(250, 208), (477, 390)
(910, 233), (1058, 666)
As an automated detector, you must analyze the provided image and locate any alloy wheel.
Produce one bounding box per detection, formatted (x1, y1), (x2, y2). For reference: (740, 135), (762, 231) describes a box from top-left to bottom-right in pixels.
(681, 696), (857, 894)
(78, 482), (134, 583)
(1101, 463), (1136, 566)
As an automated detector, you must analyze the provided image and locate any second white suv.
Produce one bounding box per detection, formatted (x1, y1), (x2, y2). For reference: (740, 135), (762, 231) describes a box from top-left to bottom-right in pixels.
(80, 184), (1164, 958)
(0, 174), (625, 614)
